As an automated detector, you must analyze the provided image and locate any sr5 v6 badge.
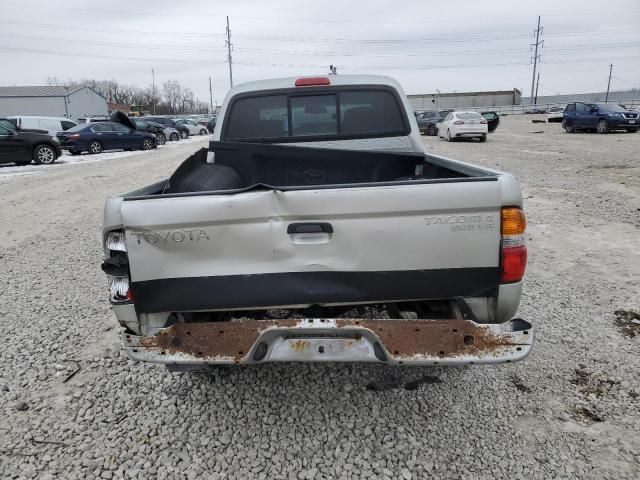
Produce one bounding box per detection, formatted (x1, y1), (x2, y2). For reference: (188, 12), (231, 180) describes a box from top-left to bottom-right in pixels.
(130, 228), (210, 245)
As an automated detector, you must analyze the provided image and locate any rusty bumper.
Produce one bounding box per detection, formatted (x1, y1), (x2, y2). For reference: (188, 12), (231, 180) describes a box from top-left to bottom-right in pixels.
(123, 318), (533, 366)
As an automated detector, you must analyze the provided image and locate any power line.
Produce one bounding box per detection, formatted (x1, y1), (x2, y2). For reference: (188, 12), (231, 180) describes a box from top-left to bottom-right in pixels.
(0, 20), (226, 38)
(10, 1), (636, 24)
(0, 45), (228, 64)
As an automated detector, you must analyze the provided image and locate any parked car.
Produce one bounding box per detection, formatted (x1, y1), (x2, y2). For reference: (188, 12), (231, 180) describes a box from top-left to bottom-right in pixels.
(143, 117), (190, 139)
(480, 111), (500, 132)
(102, 74), (532, 370)
(8, 116), (78, 135)
(416, 110), (444, 136)
(547, 107), (565, 123)
(562, 102), (638, 133)
(149, 122), (181, 141)
(132, 118), (166, 145)
(173, 118), (209, 136)
(0, 121), (62, 165)
(56, 122), (157, 155)
(437, 111), (488, 142)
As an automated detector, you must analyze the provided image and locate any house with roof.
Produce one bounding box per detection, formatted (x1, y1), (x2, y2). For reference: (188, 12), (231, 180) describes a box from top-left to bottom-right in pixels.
(0, 85), (108, 120)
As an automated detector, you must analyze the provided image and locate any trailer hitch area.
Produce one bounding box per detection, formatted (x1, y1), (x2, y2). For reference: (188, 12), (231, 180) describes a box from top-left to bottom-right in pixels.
(125, 318), (533, 366)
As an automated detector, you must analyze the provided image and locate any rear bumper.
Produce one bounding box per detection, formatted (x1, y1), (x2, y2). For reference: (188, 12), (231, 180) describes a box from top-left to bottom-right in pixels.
(122, 317), (533, 366)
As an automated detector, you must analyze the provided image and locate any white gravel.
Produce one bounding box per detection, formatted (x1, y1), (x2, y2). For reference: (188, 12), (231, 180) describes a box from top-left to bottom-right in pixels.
(1, 116), (639, 479)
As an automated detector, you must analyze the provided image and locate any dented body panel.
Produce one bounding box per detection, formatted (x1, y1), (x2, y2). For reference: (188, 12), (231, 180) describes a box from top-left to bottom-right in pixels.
(102, 75), (533, 367)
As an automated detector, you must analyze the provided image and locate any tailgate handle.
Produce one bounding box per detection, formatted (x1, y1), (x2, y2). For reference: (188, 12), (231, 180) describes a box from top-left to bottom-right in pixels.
(287, 222), (333, 234)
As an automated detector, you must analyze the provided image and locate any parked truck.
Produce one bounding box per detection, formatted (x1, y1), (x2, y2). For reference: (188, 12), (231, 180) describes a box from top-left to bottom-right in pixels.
(102, 75), (532, 370)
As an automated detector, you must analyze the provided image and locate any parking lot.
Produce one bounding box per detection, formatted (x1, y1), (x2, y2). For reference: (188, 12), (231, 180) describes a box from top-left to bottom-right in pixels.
(1, 115), (639, 479)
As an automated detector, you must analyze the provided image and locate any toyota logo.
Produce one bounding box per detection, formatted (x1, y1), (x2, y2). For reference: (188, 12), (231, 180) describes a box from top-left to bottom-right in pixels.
(303, 169), (326, 185)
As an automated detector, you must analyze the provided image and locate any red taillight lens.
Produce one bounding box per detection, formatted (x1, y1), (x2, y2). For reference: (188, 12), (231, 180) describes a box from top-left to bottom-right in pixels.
(501, 245), (527, 283)
(295, 77), (330, 87)
(500, 207), (527, 283)
(453, 120), (464, 125)
(67, 133), (80, 139)
(126, 289), (135, 301)
(480, 119), (487, 124)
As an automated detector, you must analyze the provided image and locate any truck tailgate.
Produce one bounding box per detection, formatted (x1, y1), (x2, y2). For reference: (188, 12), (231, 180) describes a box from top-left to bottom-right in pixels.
(122, 179), (502, 313)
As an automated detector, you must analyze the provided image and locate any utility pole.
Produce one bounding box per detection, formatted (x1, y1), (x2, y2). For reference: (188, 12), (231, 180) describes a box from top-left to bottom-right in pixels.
(530, 16), (543, 103)
(226, 16), (233, 88)
(605, 64), (613, 102)
(534, 71), (540, 104)
(209, 76), (214, 114)
(152, 68), (156, 114)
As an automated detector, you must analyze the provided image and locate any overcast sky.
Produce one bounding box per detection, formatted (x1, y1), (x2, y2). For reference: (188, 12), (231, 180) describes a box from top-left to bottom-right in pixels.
(1, 0), (639, 104)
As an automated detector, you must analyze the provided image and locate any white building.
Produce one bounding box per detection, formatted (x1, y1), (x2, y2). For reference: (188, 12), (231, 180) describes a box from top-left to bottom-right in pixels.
(0, 85), (108, 120)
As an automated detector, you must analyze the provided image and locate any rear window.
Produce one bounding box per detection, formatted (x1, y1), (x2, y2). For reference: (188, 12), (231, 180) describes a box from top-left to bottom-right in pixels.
(456, 112), (483, 120)
(223, 89), (408, 141)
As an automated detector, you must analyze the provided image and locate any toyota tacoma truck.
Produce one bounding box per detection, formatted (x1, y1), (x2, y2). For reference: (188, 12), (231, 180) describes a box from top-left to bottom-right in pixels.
(102, 75), (532, 370)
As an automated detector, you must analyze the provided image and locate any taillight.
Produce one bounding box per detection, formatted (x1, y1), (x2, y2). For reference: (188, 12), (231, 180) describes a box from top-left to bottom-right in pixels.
(500, 207), (527, 283)
(453, 120), (464, 125)
(480, 119), (487, 124)
(67, 133), (80, 139)
(295, 77), (330, 87)
(103, 230), (132, 302)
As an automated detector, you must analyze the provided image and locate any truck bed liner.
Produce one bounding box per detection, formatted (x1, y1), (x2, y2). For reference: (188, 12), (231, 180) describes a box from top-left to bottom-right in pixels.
(161, 141), (489, 195)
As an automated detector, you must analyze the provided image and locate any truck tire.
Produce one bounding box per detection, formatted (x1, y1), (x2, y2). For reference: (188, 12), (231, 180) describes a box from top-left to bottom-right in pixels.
(33, 144), (58, 165)
(89, 140), (103, 154)
(597, 119), (609, 134)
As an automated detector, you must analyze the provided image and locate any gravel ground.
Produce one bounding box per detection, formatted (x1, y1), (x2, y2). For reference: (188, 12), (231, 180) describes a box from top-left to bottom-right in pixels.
(1, 116), (639, 479)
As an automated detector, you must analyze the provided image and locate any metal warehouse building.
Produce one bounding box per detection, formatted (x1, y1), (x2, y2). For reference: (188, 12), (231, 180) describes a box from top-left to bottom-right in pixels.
(0, 85), (108, 119)
(408, 89), (522, 111)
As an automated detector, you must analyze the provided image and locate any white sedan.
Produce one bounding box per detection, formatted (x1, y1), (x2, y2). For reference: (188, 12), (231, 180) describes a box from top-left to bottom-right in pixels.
(173, 119), (209, 136)
(437, 111), (488, 142)
(547, 106), (565, 123)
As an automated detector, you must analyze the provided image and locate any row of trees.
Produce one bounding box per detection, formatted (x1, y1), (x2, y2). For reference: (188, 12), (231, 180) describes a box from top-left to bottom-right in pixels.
(46, 77), (212, 115)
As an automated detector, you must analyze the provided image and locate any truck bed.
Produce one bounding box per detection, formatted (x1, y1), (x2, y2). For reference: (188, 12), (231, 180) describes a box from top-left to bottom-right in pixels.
(125, 141), (496, 198)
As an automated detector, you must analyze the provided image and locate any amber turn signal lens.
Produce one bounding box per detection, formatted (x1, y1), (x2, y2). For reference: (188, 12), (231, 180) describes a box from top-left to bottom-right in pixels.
(501, 207), (526, 235)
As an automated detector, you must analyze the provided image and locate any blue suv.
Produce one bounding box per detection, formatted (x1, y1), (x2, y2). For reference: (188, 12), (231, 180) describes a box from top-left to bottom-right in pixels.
(562, 102), (638, 134)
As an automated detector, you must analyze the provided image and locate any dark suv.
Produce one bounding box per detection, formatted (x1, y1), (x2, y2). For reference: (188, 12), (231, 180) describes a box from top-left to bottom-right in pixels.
(562, 102), (638, 134)
(143, 117), (190, 139)
(416, 111), (445, 136)
(0, 118), (61, 165)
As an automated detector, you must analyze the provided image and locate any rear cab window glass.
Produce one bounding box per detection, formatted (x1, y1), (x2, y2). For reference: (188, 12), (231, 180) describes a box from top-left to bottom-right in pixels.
(223, 88), (408, 142)
(291, 95), (337, 137)
(225, 95), (288, 140)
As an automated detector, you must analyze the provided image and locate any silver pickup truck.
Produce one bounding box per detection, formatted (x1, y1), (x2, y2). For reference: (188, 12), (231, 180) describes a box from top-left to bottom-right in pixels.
(102, 75), (532, 370)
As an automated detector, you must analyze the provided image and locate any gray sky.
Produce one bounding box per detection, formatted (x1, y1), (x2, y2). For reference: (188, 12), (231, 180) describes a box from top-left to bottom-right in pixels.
(1, 0), (639, 104)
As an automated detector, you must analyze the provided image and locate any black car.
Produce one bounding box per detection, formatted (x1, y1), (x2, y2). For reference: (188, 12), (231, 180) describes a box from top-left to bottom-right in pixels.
(132, 118), (166, 145)
(416, 111), (445, 136)
(143, 117), (190, 139)
(480, 111), (500, 132)
(0, 118), (62, 166)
